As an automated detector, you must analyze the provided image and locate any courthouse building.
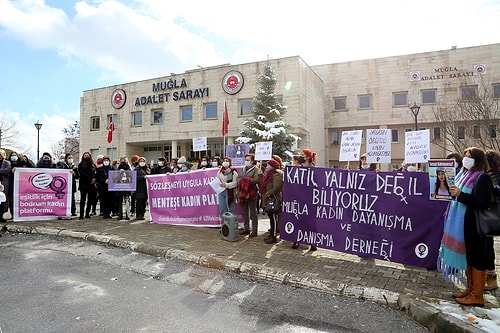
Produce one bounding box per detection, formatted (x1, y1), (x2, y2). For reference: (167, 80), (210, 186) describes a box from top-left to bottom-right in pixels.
(80, 43), (500, 169)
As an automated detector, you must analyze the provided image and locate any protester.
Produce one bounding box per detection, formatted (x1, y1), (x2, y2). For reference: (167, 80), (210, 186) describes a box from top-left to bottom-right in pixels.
(197, 156), (211, 169)
(358, 153), (377, 171)
(439, 147), (492, 306)
(217, 157), (238, 217)
(484, 149), (500, 291)
(7, 151), (33, 219)
(77, 152), (97, 219)
(212, 156), (222, 168)
(260, 158), (283, 244)
(36, 152), (56, 168)
(114, 157), (132, 220)
(291, 149), (317, 251)
(129, 155), (140, 215)
(447, 152), (464, 175)
(0, 149), (11, 222)
(178, 160), (193, 173)
(151, 157), (171, 174)
(134, 156), (150, 220)
(56, 153), (79, 217)
(95, 155), (114, 219)
(238, 153), (261, 237)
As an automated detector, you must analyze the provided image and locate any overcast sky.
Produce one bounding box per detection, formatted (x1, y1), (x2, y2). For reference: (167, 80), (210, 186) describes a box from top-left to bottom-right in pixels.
(1, 0), (499, 159)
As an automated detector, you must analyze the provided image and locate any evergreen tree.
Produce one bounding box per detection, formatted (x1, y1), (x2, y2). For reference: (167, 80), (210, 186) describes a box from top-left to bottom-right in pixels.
(236, 61), (298, 160)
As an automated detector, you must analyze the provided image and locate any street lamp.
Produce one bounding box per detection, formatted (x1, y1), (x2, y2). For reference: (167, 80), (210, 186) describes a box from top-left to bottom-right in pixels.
(34, 120), (43, 161)
(409, 102), (421, 131)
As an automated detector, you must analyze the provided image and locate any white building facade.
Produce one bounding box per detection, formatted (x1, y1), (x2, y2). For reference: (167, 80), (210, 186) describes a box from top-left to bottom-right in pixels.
(80, 43), (500, 168)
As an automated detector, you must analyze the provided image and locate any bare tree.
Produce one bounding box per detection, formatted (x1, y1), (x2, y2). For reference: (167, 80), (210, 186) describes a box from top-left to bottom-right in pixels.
(0, 116), (19, 150)
(50, 121), (80, 160)
(432, 76), (500, 153)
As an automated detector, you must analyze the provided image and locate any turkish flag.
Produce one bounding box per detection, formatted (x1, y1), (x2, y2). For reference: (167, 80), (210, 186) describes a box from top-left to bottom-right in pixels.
(222, 102), (229, 136)
(107, 116), (114, 143)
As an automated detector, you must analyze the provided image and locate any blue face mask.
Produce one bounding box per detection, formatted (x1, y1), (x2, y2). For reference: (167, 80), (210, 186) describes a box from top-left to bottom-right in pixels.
(181, 166), (187, 171)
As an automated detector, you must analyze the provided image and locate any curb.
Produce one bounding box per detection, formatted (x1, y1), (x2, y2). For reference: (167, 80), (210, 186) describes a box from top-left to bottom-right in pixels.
(3, 224), (486, 333)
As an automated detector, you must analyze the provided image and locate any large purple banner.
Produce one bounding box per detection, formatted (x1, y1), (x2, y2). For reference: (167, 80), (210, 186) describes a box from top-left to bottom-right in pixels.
(280, 167), (448, 269)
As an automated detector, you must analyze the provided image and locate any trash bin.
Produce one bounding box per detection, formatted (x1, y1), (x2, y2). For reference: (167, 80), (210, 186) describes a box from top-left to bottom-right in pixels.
(221, 212), (238, 242)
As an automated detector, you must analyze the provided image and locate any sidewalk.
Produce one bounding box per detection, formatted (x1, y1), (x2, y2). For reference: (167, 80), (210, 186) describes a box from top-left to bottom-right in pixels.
(2, 210), (500, 332)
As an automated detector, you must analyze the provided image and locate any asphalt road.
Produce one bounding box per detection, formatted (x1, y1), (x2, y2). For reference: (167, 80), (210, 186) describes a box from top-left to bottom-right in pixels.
(0, 233), (429, 333)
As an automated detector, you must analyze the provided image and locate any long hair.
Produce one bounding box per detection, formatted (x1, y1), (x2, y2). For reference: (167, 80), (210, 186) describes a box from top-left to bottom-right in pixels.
(433, 169), (450, 196)
(463, 147), (489, 172)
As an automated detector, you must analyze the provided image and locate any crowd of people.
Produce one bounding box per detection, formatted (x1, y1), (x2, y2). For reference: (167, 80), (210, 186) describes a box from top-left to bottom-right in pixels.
(1, 146), (499, 308)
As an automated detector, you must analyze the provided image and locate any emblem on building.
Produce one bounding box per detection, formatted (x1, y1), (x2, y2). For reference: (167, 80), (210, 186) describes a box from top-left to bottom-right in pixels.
(222, 70), (244, 95)
(409, 71), (421, 81)
(474, 64), (486, 75)
(111, 89), (126, 109)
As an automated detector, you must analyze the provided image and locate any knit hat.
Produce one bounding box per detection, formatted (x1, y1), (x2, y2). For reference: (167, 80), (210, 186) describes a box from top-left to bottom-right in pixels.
(178, 156), (186, 164)
(267, 159), (280, 170)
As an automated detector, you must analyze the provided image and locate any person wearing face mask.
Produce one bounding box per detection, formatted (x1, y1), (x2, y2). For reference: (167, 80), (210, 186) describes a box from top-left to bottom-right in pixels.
(217, 157), (239, 218)
(438, 147), (493, 307)
(8, 151), (31, 219)
(212, 156), (222, 168)
(134, 156), (150, 220)
(259, 158), (283, 244)
(237, 153), (262, 237)
(358, 153), (377, 171)
(77, 152), (97, 219)
(197, 156), (211, 170)
(36, 152), (56, 168)
(56, 153), (79, 217)
(95, 156), (114, 219)
(0, 149), (11, 222)
(152, 157), (172, 174)
(179, 161), (192, 172)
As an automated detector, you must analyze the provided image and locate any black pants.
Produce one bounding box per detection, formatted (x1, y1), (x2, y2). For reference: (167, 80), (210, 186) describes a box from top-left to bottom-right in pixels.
(267, 212), (280, 237)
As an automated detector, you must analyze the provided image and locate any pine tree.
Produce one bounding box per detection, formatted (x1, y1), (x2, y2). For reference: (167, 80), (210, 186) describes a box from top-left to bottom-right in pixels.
(236, 61), (298, 160)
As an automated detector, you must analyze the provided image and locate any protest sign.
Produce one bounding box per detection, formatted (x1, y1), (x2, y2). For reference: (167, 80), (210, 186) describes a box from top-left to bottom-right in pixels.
(366, 129), (392, 164)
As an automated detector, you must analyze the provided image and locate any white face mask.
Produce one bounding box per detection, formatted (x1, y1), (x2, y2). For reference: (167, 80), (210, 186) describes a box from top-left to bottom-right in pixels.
(67, 158), (73, 165)
(201, 161), (207, 166)
(212, 162), (218, 167)
(244, 160), (252, 167)
(158, 161), (164, 167)
(462, 156), (475, 170)
(139, 162), (146, 167)
(103, 161), (110, 166)
(222, 161), (230, 168)
(407, 166), (417, 172)
(361, 164), (370, 170)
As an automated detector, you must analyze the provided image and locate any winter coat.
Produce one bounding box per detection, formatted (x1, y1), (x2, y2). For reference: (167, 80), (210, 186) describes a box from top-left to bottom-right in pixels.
(135, 165), (150, 199)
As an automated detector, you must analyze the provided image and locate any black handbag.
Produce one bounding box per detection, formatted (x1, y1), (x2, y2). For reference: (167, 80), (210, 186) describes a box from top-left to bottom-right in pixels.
(475, 173), (500, 236)
(264, 195), (282, 214)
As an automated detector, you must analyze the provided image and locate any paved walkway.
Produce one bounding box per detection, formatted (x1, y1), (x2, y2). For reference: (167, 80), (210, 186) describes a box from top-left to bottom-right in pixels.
(2, 211), (500, 332)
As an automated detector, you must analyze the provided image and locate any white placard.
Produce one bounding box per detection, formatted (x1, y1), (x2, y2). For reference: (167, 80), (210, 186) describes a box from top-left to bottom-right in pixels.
(339, 130), (363, 161)
(366, 129), (392, 164)
(255, 141), (273, 161)
(192, 137), (207, 152)
(404, 130), (430, 163)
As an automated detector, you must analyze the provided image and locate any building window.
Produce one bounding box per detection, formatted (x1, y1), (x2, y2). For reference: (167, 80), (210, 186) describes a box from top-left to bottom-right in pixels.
(239, 99), (253, 115)
(461, 85), (478, 100)
(331, 131), (339, 144)
(393, 92), (408, 106)
(181, 106), (193, 121)
(132, 111), (142, 126)
(391, 129), (399, 143)
(333, 97), (347, 111)
(472, 125), (480, 139)
(90, 116), (100, 131)
(458, 126), (466, 140)
(493, 84), (500, 99)
(358, 95), (372, 109)
(204, 103), (217, 119)
(489, 124), (497, 138)
(433, 127), (441, 140)
(152, 109), (163, 124)
(164, 145), (172, 161)
(422, 89), (437, 104)
(107, 114), (117, 129)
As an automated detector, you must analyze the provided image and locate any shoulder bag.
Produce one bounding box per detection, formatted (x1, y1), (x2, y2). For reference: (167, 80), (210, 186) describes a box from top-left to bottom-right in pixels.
(264, 194), (282, 214)
(476, 173), (500, 236)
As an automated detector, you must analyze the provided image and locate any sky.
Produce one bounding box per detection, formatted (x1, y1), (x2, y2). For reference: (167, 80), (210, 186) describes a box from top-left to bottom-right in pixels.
(0, 0), (499, 160)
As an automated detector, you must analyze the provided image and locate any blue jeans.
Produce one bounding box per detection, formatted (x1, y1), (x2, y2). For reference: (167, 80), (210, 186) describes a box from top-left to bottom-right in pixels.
(218, 189), (235, 217)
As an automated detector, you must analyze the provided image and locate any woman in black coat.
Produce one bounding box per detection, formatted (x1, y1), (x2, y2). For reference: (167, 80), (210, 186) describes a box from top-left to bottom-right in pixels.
(77, 152), (97, 219)
(134, 156), (150, 220)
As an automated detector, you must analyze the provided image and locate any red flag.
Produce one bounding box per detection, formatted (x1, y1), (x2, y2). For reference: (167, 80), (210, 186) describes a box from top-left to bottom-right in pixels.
(107, 116), (114, 143)
(222, 102), (229, 136)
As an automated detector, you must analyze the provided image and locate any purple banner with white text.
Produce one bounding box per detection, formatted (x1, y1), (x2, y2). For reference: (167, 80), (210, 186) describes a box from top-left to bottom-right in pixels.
(147, 168), (228, 226)
(280, 166), (448, 269)
(13, 168), (72, 221)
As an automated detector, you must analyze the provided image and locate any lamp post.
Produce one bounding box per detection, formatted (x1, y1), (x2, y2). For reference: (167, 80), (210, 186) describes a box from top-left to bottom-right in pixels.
(34, 120), (43, 161)
(409, 102), (421, 131)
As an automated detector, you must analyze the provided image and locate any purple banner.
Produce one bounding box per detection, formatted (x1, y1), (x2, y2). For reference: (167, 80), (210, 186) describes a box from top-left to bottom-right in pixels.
(108, 170), (137, 191)
(147, 169), (226, 226)
(13, 169), (72, 221)
(280, 167), (448, 269)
